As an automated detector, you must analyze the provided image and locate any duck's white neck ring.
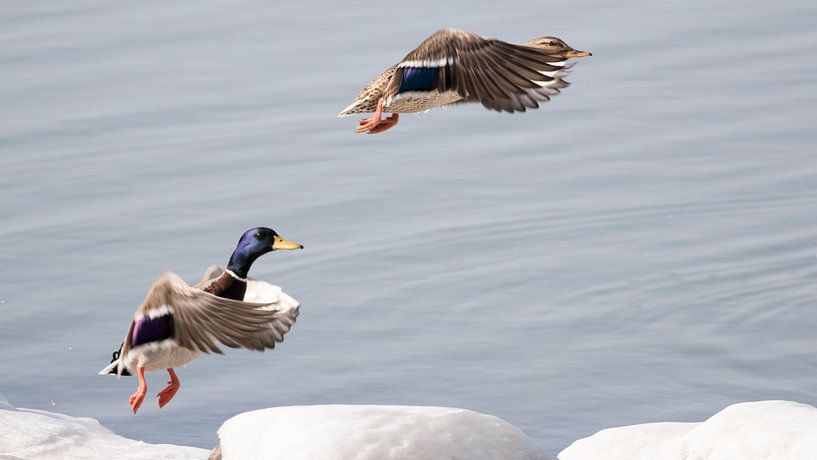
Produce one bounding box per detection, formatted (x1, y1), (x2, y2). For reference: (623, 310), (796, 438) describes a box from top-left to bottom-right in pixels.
(224, 269), (248, 282)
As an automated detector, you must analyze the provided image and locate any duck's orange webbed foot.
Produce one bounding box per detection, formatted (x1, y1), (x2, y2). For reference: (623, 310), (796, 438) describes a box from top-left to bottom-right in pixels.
(356, 98), (386, 133)
(368, 113), (399, 134)
(129, 367), (147, 414)
(157, 368), (181, 409)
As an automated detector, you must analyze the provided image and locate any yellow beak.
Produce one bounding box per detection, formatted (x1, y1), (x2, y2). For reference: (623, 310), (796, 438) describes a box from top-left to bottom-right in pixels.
(563, 50), (592, 58)
(272, 235), (303, 250)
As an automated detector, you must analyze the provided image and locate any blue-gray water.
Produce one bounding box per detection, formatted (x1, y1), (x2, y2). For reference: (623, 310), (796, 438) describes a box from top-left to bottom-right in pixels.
(2, 0), (817, 453)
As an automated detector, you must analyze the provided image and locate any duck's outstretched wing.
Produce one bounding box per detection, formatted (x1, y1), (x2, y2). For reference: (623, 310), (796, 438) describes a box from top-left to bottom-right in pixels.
(383, 28), (571, 113)
(198, 265), (300, 350)
(131, 272), (286, 355)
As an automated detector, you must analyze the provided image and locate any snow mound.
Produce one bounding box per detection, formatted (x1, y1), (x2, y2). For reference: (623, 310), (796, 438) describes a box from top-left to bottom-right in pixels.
(216, 405), (553, 460)
(0, 403), (208, 460)
(559, 400), (817, 460)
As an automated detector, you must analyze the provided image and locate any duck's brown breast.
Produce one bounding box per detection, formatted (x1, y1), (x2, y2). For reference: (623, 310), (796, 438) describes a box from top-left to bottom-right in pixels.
(198, 272), (247, 301)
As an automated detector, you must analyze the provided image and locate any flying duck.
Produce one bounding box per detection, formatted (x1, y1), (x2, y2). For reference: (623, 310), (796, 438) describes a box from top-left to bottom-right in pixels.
(339, 28), (591, 134)
(100, 227), (303, 414)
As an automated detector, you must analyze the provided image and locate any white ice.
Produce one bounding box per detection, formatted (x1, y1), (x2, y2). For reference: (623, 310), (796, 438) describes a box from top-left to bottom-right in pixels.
(5, 386), (817, 460)
(0, 392), (208, 460)
(216, 405), (553, 460)
(559, 400), (817, 460)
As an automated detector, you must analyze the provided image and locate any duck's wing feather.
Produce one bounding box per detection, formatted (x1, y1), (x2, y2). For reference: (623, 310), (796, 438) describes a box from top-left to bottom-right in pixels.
(198, 266), (300, 350)
(383, 28), (571, 113)
(198, 264), (225, 285)
(133, 272), (287, 354)
(242, 276), (299, 349)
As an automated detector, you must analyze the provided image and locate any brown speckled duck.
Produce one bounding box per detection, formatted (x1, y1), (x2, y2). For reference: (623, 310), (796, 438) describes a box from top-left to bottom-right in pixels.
(339, 28), (591, 134)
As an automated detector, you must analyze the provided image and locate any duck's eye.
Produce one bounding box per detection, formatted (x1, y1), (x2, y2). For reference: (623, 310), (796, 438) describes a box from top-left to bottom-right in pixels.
(549, 41), (558, 46)
(255, 232), (263, 238)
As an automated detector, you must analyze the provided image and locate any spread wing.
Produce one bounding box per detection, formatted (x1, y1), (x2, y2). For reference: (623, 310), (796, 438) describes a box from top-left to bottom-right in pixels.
(384, 28), (571, 113)
(132, 272), (289, 354)
(199, 265), (300, 350)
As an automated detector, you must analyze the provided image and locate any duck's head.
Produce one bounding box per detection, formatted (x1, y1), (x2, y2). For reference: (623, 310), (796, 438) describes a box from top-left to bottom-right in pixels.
(526, 36), (591, 59)
(227, 227), (303, 278)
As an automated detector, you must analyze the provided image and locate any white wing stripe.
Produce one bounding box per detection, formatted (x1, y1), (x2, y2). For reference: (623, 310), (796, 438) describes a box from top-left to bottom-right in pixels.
(135, 304), (174, 321)
(399, 57), (455, 68)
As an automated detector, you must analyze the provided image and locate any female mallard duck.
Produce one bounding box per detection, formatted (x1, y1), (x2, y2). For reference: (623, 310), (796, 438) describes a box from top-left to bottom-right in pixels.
(99, 227), (303, 414)
(339, 28), (591, 134)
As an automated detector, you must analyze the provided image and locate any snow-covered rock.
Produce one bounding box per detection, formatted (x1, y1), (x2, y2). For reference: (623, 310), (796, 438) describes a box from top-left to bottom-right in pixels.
(215, 405), (553, 460)
(0, 393), (208, 460)
(559, 400), (817, 460)
(7, 389), (815, 460)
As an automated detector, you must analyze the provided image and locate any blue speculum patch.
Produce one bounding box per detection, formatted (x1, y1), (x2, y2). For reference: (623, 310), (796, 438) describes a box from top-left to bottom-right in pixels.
(399, 67), (440, 93)
(131, 314), (174, 347)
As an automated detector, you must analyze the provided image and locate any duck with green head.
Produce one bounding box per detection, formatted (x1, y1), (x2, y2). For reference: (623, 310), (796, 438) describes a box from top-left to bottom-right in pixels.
(100, 227), (303, 414)
(339, 28), (591, 134)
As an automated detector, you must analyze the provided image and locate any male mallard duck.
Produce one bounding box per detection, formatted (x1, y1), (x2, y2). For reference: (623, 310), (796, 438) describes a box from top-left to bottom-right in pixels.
(339, 28), (591, 134)
(99, 227), (303, 414)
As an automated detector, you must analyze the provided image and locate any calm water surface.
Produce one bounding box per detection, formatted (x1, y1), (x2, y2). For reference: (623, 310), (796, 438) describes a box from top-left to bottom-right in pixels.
(2, 0), (817, 453)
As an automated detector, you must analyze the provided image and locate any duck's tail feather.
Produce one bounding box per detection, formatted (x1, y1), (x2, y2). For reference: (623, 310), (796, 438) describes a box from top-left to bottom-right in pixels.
(98, 361), (119, 375)
(99, 343), (130, 376)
